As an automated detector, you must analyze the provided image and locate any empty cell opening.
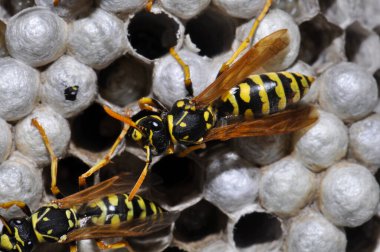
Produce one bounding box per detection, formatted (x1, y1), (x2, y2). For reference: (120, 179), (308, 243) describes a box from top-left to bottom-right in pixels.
(233, 212), (282, 248)
(374, 69), (380, 97)
(174, 200), (228, 242)
(345, 22), (370, 62)
(128, 11), (179, 60)
(150, 155), (203, 207)
(126, 225), (173, 252)
(71, 103), (123, 152)
(375, 168), (380, 185)
(318, 0), (335, 13)
(99, 56), (152, 107)
(99, 151), (145, 181)
(43, 156), (91, 196)
(163, 247), (188, 252)
(298, 14), (343, 64)
(3, 0), (34, 15)
(345, 217), (380, 252)
(374, 25), (380, 37)
(186, 8), (235, 57)
(36, 243), (70, 252)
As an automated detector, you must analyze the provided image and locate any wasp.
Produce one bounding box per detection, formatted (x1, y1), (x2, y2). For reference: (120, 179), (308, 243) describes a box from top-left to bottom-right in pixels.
(0, 119), (178, 252)
(77, 0), (318, 200)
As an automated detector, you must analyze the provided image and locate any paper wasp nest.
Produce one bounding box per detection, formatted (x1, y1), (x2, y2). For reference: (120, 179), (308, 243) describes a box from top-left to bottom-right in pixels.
(0, 0), (379, 252)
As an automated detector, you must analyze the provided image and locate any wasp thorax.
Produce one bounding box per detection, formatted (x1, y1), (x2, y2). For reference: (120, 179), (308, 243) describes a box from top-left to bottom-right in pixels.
(128, 114), (170, 155)
(168, 98), (215, 145)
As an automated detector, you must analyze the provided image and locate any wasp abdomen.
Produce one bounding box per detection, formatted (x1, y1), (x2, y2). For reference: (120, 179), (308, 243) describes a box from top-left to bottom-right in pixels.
(218, 72), (314, 119)
(79, 194), (163, 226)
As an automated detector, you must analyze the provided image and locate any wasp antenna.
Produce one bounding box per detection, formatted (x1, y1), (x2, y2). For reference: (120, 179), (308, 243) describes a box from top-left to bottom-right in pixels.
(103, 105), (142, 132)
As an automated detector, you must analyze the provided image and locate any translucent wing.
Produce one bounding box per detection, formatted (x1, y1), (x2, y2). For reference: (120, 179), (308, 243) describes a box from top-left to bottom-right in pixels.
(55, 173), (139, 208)
(204, 106), (318, 142)
(63, 211), (180, 243)
(192, 29), (290, 108)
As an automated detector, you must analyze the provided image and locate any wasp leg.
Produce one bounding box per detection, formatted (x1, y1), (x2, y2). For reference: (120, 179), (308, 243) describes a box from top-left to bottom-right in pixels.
(78, 124), (129, 189)
(145, 0), (154, 12)
(177, 143), (207, 158)
(167, 142), (175, 155)
(31, 118), (64, 199)
(69, 242), (78, 252)
(138, 97), (167, 113)
(169, 47), (193, 97)
(218, 0), (273, 75)
(128, 145), (152, 201)
(53, 0), (59, 6)
(0, 201), (32, 217)
(96, 239), (134, 251)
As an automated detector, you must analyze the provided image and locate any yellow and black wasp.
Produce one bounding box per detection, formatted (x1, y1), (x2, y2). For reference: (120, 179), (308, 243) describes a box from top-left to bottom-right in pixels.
(77, 0), (318, 200)
(0, 119), (178, 252)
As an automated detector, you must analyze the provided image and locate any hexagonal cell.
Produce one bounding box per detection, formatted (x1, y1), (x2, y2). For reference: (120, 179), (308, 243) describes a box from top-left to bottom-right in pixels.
(274, 0), (319, 24)
(319, 0), (335, 14)
(125, 224), (174, 252)
(71, 103), (123, 152)
(127, 10), (180, 60)
(99, 56), (152, 107)
(345, 217), (380, 252)
(298, 14), (343, 64)
(149, 155), (203, 208)
(185, 7), (236, 57)
(98, 151), (145, 181)
(37, 243), (70, 252)
(374, 26), (380, 37)
(345, 22), (380, 74)
(174, 200), (228, 243)
(374, 69), (380, 85)
(3, 0), (34, 15)
(233, 212), (282, 248)
(43, 156), (92, 196)
(163, 247), (188, 252)
(345, 22), (370, 62)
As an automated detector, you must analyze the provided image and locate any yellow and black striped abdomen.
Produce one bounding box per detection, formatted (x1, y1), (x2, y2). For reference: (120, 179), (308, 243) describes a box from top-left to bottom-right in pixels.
(79, 193), (163, 227)
(217, 72), (314, 119)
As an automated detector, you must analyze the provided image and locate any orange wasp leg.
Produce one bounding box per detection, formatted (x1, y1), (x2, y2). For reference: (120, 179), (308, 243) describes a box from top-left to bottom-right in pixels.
(78, 123), (130, 188)
(128, 145), (151, 201)
(218, 0), (273, 75)
(0, 201), (32, 216)
(53, 0), (59, 6)
(169, 47), (193, 96)
(69, 243), (78, 252)
(32, 118), (64, 199)
(145, 0), (154, 12)
(177, 143), (207, 158)
(96, 239), (134, 251)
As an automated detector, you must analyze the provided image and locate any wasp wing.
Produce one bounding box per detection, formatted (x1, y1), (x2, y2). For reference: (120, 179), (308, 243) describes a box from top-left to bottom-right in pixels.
(55, 173), (140, 209)
(204, 106), (318, 142)
(63, 211), (180, 243)
(192, 29), (290, 108)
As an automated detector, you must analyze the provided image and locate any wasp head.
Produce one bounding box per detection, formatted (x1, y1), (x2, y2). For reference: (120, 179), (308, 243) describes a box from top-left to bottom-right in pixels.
(127, 111), (170, 155)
